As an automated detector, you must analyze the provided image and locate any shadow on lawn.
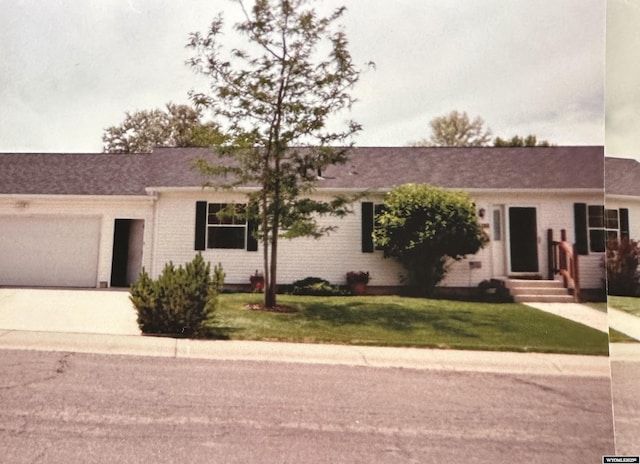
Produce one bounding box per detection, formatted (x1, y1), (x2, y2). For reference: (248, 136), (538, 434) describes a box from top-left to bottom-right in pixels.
(202, 326), (239, 340)
(301, 300), (514, 338)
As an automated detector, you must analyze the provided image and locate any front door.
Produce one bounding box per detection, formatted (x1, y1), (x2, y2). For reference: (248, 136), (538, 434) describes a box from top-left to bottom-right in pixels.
(508, 207), (539, 273)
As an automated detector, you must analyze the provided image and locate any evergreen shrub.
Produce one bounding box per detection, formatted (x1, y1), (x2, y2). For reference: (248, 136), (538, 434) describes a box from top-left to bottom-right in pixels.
(130, 253), (225, 337)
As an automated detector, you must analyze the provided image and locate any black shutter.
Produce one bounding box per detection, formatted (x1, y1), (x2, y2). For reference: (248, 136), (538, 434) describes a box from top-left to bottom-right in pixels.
(574, 203), (588, 255)
(620, 208), (630, 239)
(195, 201), (207, 251)
(247, 218), (259, 252)
(361, 202), (374, 253)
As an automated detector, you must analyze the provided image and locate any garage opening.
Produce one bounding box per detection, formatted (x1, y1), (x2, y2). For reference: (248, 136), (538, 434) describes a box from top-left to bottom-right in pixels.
(0, 215), (101, 287)
(110, 219), (144, 287)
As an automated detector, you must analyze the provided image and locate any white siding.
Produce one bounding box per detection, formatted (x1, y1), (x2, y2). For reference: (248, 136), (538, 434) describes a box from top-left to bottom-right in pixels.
(275, 199), (404, 285)
(440, 191), (605, 289)
(152, 190), (605, 289)
(151, 191), (405, 285)
(578, 254), (606, 290)
(152, 191), (265, 283)
(3, 188), (605, 290)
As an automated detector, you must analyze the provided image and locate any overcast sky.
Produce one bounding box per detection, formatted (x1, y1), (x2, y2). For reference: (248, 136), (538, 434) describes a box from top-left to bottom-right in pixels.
(0, 0), (610, 154)
(606, 0), (640, 159)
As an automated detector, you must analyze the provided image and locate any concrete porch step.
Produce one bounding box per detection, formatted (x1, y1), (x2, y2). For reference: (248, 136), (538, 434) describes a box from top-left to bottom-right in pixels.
(503, 279), (574, 303)
(504, 279), (565, 289)
(509, 287), (570, 296)
(512, 294), (575, 303)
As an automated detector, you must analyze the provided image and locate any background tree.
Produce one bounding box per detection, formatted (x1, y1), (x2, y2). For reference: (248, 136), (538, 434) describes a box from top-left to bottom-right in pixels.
(410, 110), (492, 147)
(373, 184), (487, 296)
(103, 102), (224, 153)
(186, 0), (361, 308)
(493, 134), (550, 147)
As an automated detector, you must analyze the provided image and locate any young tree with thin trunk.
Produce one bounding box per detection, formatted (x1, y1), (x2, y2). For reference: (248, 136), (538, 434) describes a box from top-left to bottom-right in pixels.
(186, 0), (362, 308)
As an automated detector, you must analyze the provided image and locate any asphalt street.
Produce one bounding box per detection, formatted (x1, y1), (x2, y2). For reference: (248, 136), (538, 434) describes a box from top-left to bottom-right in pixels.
(0, 349), (615, 464)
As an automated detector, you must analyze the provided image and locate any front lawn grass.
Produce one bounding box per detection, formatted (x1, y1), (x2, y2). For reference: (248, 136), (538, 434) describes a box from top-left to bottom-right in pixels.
(208, 294), (609, 356)
(609, 328), (639, 343)
(608, 295), (640, 317)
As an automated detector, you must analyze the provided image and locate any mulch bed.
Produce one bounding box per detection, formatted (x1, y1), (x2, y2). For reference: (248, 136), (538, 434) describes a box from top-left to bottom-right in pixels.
(244, 303), (299, 313)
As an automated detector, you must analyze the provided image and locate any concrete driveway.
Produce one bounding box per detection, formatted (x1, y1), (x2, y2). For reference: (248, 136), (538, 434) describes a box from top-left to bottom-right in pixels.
(0, 288), (140, 335)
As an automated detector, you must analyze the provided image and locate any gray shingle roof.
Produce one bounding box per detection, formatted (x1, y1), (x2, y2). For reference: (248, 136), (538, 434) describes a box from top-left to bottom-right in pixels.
(0, 146), (604, 196)
(0, 148), (211, 195)
(605, 157), (640, 196)
(319, 146), (603, 190)
(0, 153), (150, 195)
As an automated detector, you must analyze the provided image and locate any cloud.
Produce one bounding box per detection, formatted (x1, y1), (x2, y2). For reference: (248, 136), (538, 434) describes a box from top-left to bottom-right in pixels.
(0, 0), (605, 152)
(606, 0), (640, 158)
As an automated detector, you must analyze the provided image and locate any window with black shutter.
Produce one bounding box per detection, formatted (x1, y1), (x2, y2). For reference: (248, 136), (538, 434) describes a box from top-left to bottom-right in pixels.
(194, 202), (257, 251)
(578, 204), (624, 253)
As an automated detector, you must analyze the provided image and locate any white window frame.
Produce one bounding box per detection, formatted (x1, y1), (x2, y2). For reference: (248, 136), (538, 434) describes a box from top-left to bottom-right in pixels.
(207, 203), (248, 250)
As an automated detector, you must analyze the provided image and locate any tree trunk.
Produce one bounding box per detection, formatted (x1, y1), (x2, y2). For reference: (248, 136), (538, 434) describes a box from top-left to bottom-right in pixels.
(265, 234), (278, 308)
(265, 202), (280, 308)
(264, 146), (282, 309)
(261, 146), (272, 308)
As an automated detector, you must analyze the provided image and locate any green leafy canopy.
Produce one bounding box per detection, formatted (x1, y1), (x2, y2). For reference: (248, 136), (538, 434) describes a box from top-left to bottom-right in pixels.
(374, 184), (488, 295)
(186, 0), (364, 307)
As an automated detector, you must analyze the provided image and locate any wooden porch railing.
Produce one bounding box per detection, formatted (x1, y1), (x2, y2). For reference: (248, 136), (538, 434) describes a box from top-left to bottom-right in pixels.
(547, 229), (580, 302)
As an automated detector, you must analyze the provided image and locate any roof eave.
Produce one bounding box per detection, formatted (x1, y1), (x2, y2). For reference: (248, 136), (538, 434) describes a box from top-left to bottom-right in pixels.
(0, 193), (155, 201)
(605, 193), (640, 201)
(145, 186), (603, 195)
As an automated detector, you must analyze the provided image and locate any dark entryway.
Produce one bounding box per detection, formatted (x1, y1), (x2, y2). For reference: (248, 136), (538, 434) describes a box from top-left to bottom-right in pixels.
(110, 219), (144, 287)
(508, 207), (539, 273)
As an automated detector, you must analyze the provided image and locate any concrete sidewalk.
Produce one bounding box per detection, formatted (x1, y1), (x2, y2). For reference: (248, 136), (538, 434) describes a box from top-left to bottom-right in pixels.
(523, 302), (609, 332)
(609, 342), (640, 362)
(608, 307), (640, 341)
(0, 329), (611, 377)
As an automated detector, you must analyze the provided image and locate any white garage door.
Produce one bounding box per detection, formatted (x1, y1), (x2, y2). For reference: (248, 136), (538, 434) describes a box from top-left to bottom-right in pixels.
(0, 216), (101, 287)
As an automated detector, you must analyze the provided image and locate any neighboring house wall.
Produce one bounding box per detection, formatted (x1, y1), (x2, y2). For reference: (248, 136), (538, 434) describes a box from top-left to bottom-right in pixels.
(0, 195), (154, 287)
(605, 196), (640, 241)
